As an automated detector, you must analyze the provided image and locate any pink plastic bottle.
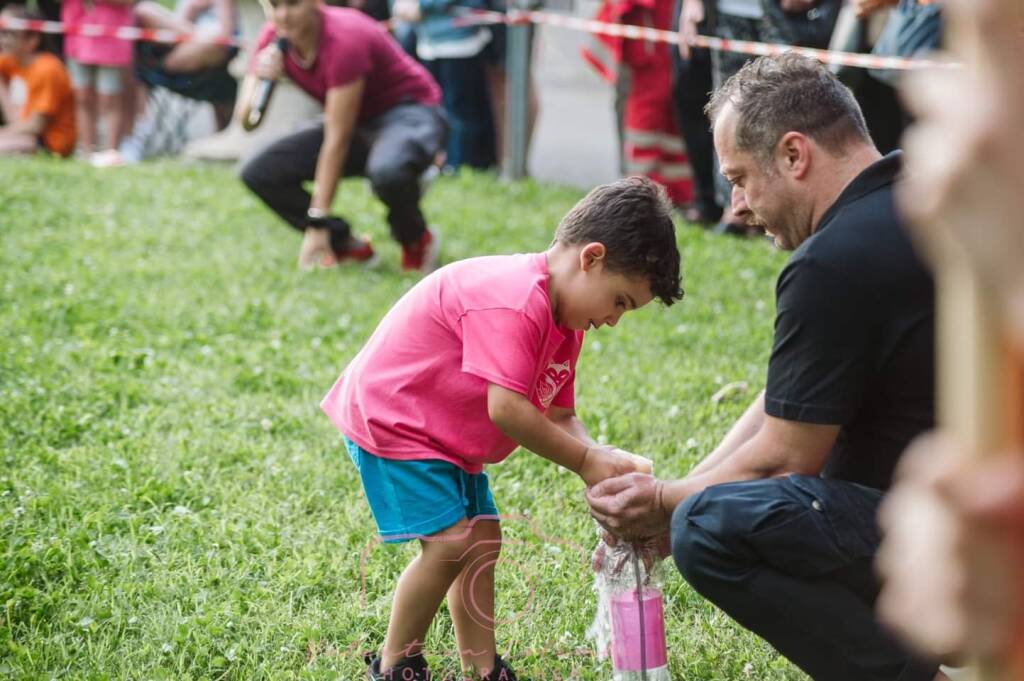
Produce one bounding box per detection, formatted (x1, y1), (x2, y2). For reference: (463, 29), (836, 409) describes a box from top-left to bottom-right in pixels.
(610, 587), (671, 680)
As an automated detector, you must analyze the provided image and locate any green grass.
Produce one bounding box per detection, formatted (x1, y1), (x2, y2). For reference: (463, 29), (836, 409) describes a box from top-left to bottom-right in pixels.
(0, 156), (803, 680)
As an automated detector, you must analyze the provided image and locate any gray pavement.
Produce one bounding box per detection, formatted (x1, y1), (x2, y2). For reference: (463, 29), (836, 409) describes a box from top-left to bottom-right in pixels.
(528, 21), (621, 189)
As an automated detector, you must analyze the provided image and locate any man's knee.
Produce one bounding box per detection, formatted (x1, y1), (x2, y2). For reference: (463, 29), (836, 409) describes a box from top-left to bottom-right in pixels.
(670, 491), (716, 587)
(239, 154), (268, 192)
(670, 479), (796, 588)
(366, 159), (416, 200)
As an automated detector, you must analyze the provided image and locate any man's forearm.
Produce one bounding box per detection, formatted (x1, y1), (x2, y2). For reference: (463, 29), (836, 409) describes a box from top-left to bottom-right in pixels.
(688, 390), (766, 477)
(662, 437), (786, 513)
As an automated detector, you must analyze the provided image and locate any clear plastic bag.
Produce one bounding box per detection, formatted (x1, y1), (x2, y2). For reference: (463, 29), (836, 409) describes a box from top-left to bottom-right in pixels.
(588, 537), (671, 681)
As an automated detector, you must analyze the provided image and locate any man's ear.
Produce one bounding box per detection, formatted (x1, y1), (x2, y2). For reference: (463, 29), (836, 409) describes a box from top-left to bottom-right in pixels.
(578, 242), (607, 272)
(778, 131), (811, 179)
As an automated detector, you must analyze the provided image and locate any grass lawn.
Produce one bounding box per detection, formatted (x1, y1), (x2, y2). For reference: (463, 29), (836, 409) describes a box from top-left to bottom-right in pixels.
(0, 156), (804, 680)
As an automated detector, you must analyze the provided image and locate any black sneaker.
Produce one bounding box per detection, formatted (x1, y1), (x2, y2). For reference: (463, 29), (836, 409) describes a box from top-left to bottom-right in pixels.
(481, 655), (518, 681)
(365, 651), (433, 680)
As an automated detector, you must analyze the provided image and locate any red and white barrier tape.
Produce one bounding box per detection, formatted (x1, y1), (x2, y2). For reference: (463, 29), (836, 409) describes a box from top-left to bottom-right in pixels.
(0, 11), (956, 71)
(457, 8), (958, 71)
(0, 16), (245, 48)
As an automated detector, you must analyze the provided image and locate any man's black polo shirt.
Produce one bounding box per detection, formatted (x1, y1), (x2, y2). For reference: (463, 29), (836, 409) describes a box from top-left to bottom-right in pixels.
(764, 151), (935, 491)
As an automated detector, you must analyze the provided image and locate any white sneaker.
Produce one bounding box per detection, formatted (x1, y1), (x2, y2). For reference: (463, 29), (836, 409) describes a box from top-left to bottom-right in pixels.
(89, 149), (126, 168)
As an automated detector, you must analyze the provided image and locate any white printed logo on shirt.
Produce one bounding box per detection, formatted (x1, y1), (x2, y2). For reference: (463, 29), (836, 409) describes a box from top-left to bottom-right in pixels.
(536, 360), (571, 409)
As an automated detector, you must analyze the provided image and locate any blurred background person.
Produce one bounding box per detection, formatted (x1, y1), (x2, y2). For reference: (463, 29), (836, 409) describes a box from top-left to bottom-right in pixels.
(583, 0), (695, 208)
(62, 0), (134, 158)
(98, 0), (240, 166)
(238, 0), (447, 272)
(393, 0), (497, 171)
(0, 4), (76, 156)
(672, 0), (718, 224)
(480, 0), (537, 167)
(676, 0), (841, 235)
(133, 0), (240, 129)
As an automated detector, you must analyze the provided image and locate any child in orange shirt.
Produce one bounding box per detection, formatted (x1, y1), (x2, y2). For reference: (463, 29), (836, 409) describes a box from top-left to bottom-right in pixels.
(0, 5), (76, 156)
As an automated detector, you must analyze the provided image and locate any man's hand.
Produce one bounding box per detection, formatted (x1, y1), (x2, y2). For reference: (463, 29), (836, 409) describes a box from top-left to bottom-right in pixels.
(297, 227), (332, 270)
(253, 41), (284, 81)
(586, 472), (670, 540)
(677, 0), (704, 59)
(578, 446), (651, 487)
(392, 0), (422, 22)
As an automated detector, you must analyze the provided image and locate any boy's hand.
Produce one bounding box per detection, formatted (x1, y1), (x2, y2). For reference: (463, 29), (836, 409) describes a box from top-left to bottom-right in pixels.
(578, 445), (652, 487)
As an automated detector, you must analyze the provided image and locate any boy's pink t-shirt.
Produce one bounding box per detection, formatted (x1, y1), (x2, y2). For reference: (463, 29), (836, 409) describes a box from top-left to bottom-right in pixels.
(321, 253), (585, 474)
(251, 7), (441, 123)
(62, 0), (134, 68)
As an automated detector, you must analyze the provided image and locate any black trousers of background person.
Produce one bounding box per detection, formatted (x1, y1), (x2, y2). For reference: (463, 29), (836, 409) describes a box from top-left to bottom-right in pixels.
(671, 475), (940, 681)
(240, 103), (447, 252)
(671, 8), (720, 222)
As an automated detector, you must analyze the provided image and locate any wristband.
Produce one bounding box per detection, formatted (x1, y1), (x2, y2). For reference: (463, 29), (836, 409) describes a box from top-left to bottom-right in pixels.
(306, 207), (329, 228)
(655, 481), (669, 519)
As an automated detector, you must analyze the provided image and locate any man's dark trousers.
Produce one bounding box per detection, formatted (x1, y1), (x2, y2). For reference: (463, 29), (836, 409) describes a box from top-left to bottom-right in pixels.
(671, 475), (938, 681)
(240, 103), (446, 247)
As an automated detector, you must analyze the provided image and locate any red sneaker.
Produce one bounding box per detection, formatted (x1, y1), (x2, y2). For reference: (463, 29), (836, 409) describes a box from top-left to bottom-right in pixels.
(401, 227), (440, 273)
(320, 234), (378, 269)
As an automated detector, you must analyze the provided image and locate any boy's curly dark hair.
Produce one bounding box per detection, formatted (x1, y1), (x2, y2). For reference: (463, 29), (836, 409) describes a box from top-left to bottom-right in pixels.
(554, 177), (683, 306)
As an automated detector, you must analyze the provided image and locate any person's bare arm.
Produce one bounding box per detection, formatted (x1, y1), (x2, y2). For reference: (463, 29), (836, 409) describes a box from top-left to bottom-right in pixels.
(588, 415), (840, 540)
(0, 112), (46, 138)
(308, 78), (362, 214)
(661, 415), (840, 509)
(547, 405), (599, 447)
(489, 385), (645, 486)
(687, 390), (766, 477)
(677, 0), (704, 59)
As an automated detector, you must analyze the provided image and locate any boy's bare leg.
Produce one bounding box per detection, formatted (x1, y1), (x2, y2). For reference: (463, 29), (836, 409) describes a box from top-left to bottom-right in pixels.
(380, 517), (474, 671)
(447, 518), (501, 677)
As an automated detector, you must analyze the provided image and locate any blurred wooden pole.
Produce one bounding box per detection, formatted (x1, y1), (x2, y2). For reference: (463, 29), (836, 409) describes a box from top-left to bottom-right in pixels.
(935, 0), (1024, 676)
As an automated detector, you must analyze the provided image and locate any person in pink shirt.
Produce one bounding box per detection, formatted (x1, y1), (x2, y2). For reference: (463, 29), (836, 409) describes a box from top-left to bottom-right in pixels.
(240, 0), (446, 273)
(320, 177), (684, 681)
(61, 0), (134, 156)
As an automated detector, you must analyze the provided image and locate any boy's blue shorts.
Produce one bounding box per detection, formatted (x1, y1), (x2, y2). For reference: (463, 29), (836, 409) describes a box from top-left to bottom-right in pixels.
(345, 438), (499, 544)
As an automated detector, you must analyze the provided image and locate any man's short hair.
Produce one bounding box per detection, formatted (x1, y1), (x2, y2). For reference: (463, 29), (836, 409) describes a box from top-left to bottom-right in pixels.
(706, 53), (871, 167)
(554, 176), (684, 306)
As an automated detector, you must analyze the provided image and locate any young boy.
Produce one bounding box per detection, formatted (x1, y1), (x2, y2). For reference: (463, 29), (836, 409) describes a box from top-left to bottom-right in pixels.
(321, 177), (684, 681)
(0, 5), (76, 156)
